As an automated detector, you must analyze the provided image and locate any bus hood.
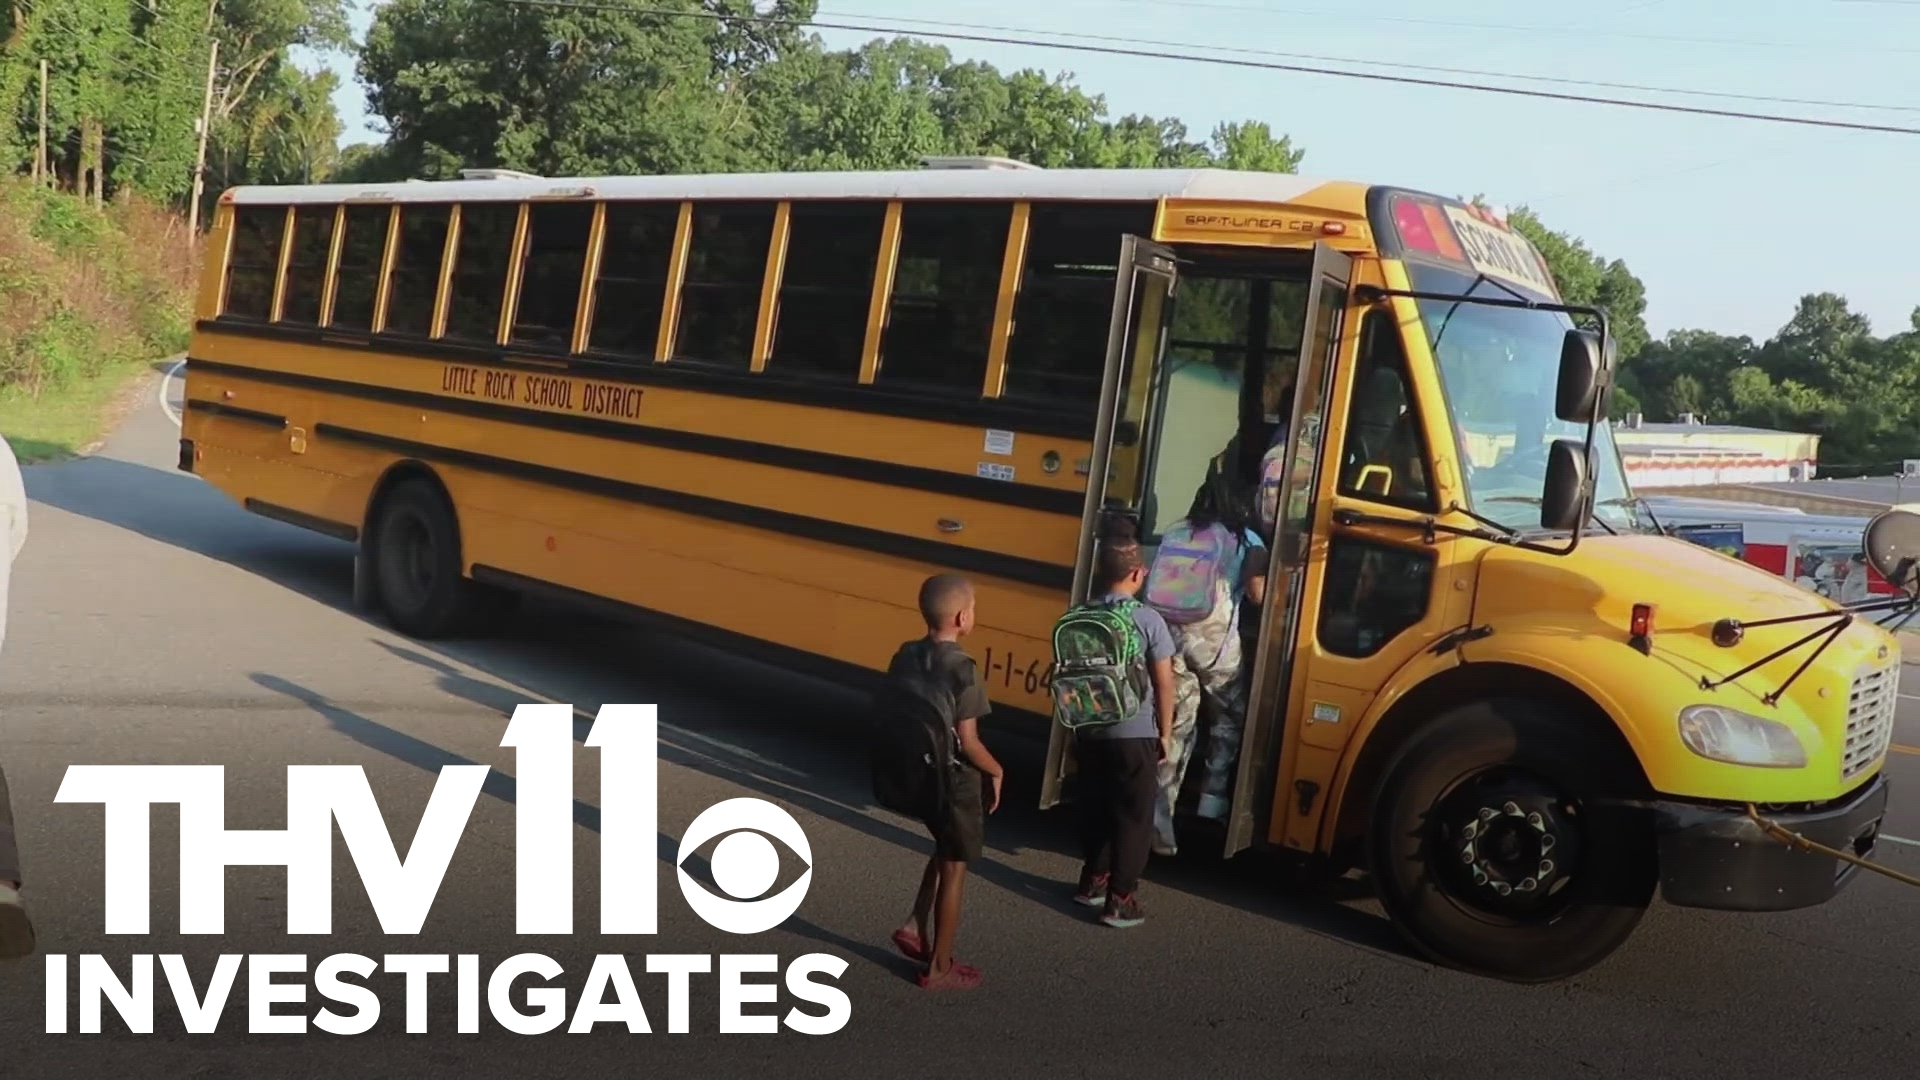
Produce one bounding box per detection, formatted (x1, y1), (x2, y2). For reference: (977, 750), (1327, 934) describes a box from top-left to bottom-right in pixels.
(1466, 533), (1897, 713)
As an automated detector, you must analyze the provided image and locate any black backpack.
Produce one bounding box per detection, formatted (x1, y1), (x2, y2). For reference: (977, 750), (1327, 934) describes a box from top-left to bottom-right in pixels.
(1191, 436), (1258, 538)
(870, 640), (960, 821)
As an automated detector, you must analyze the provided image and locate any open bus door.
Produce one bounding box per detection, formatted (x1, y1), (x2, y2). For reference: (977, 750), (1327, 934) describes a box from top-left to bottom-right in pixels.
(1222, 244), (1352, 856)
(1039, 235), (1180, 811)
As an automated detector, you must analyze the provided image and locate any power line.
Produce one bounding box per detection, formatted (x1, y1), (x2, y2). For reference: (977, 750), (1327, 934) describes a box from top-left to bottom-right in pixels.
(1015, 0), (1920, 54)
(494, 0), (1920, 136)
(816, 8), (1920, 115)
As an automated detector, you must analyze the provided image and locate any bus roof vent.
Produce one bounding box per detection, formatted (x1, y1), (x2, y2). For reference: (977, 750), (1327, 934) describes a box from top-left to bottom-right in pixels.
(919, 155), (1041, 171)
(459, 168), (544, 181)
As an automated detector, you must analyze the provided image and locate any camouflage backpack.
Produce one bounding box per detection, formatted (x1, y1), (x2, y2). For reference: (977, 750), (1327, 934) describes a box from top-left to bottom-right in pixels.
(1049, 597), (1150, 731)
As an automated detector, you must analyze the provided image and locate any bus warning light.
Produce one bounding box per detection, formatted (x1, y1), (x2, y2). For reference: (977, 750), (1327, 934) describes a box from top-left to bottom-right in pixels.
(1630, 603), (1655, 654)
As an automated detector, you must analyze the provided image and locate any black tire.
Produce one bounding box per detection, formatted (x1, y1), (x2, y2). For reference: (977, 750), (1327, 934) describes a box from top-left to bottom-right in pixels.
(371, 478), (479, 639)
(1367, 697), (1656, 983)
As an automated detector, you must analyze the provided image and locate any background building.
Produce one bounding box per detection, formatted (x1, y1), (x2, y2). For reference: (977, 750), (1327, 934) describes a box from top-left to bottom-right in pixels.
(1613, 414), (1821, 490)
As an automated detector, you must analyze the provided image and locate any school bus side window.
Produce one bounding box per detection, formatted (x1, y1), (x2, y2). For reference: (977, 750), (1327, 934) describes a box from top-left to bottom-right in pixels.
(1002, 202), (1158, 406)
(445, 203), (519, 344)
(383, 205), (451, 336)
(875, 201), (1010, 394)
(330, 206), (389, 331)
(589, 202), (680, 360)
(769, 201), (886, 381)
(1336, 310), (1436, 511)
(675, 201), (776, 368)
(512, 202), (595, 350)
(277, 207), (334, 326)
(222, 206), (286, 322)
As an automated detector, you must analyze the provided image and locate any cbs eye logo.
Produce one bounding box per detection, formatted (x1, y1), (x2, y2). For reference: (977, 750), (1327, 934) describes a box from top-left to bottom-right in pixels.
(675, 797), (814, 934)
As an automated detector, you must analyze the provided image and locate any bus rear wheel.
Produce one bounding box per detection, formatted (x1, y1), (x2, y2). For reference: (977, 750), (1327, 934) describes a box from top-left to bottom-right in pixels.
(371, 478), (481, 639)
(1366, 697), (1656, 983)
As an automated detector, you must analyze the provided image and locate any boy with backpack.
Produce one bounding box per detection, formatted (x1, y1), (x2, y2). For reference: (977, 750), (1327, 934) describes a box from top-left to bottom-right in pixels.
(874, 574), (1003, 990)
(1049, 535), (1176, 928)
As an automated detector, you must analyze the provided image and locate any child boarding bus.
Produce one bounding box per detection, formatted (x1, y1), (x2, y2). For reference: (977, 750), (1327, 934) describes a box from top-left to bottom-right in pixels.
(180, 160), (1898, 983)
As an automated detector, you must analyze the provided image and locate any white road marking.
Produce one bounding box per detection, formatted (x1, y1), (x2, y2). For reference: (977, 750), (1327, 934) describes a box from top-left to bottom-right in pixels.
(158, 357), (185, 427)
(1878, 834), (1920, 848)
(1901, 693), (1920, 702)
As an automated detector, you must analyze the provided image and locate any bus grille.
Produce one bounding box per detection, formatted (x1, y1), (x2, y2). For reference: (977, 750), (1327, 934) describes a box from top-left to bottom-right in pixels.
(1843, 662), (1898, 782)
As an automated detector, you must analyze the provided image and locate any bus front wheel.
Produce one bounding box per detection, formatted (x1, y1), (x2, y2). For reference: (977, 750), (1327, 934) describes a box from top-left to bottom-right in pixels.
(1366, 697), (1656, 983)
(371, 479), (479, 639)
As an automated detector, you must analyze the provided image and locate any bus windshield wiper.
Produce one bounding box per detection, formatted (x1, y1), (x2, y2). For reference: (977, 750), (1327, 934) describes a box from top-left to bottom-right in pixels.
(1448, 500), (1520, 537)
(1596, 495), (1662, 534)
(1332, 507), (1512, 543)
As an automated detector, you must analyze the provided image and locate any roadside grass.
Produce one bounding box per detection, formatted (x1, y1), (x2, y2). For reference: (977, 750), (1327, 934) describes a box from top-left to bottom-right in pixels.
(0, 179), (200, 464)
(0, 358), (161, 463)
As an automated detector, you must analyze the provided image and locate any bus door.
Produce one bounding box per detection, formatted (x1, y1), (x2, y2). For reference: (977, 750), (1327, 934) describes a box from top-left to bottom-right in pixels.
(1223, 245), (1353, 856)
(1040, 235), (1180, 810)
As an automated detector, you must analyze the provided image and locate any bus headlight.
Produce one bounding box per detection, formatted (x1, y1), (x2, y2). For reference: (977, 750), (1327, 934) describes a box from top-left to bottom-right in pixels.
(1677, 705), (1808, 768)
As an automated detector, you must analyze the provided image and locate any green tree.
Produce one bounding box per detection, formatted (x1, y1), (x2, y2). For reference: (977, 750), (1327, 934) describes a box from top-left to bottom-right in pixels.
(1630, 329), (1755, 420)
(1608, 374), (1643, 418)
(1210, 121), (1302, 172)
(360, 0), (817, 178)
(744, 38), (947, 171)
(0, 0), (349, 206)
(211, 64), (343, 187)
(359, 8), (1308, 179)
(1753, 294), (1920, 471)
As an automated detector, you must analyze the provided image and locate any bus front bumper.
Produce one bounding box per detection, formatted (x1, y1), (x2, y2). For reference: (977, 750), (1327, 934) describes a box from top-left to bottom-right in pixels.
(1648, 773), (1888, 912)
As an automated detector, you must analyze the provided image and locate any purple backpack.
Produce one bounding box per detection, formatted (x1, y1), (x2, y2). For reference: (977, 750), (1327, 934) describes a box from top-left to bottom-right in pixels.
(1143, 521), (1234, 624)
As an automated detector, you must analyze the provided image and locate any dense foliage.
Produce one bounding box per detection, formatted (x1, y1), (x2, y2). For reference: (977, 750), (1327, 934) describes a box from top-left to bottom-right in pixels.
(0, 178), (196, 389)
(0, 0), (347, 203)
(346, 0), (1300, 181)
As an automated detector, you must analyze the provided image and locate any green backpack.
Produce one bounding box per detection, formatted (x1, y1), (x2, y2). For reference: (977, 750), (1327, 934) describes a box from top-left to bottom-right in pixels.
(1049, 597), (1151, 731)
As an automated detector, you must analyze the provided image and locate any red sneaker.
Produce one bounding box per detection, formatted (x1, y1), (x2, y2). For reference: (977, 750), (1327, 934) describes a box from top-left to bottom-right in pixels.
(918, 962), (984, 990)
(1074, 870), (1110, 908)
(891, 927), (930, 963)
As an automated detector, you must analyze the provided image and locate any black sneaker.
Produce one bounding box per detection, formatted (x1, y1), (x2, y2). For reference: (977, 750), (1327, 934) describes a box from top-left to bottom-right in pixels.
(1074, 870), (1109, 908)
(1100, 891), (1145, 928)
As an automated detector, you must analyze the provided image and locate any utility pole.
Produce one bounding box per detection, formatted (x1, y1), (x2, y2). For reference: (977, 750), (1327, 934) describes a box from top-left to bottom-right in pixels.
(187, 38), (219, 240)
(36, 60), (47, 187)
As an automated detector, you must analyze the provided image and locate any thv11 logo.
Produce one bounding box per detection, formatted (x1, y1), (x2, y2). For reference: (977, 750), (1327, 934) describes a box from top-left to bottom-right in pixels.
(42, 704), (849, 1037)
(53, 703), (812, 937)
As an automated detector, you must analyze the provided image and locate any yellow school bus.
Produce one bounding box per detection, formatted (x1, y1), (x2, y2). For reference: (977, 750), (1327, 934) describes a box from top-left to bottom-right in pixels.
(180, 159), (1898, 982)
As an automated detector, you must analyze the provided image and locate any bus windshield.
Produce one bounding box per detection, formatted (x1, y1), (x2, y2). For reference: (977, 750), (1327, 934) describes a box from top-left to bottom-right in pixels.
(1408, 264), (1639, 535)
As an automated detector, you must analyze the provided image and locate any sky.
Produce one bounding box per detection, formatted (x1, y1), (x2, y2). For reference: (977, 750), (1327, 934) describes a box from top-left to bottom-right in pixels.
(313, 0), (1920, 344)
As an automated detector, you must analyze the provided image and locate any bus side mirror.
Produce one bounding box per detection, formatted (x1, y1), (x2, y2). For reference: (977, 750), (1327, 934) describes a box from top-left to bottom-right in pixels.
(1556, 328), (1612, 423)
(1541, 439), (1588, 531)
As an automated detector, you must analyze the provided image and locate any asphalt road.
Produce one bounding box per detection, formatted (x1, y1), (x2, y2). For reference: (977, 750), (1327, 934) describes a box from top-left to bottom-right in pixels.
(0, 361), (1917, 1078)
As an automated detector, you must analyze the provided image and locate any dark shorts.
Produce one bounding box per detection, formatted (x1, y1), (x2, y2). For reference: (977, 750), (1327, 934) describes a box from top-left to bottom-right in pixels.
(925, 765), (985, 863)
